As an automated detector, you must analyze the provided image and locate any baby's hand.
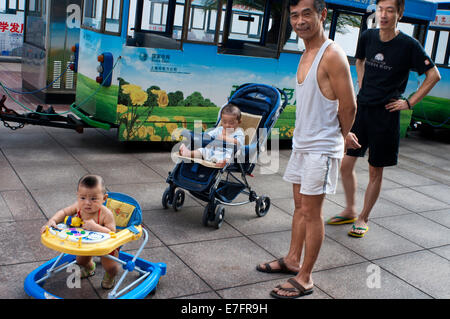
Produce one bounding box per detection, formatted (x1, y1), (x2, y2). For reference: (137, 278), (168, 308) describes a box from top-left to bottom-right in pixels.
(82, 219), (98, 231)
(41, 220), (56, 233)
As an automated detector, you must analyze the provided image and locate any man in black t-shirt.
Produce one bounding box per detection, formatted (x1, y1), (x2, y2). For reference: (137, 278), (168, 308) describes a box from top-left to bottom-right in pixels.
(326, 0), (441, 237)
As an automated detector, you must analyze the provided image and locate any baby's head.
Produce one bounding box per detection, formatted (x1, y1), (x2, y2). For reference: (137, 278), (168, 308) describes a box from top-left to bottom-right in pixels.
(220, 103), (241, 131)
(77, 174), (107, 215)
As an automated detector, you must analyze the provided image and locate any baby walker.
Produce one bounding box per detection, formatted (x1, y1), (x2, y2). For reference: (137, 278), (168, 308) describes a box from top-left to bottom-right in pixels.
(24, 192), (166, 299)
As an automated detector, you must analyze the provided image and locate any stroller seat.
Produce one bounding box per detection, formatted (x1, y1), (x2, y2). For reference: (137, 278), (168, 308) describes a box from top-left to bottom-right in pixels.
(174, 111), (262, 168)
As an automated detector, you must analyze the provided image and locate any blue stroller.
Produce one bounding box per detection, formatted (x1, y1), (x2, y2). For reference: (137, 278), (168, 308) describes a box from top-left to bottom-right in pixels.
(162, 83), (288, 228)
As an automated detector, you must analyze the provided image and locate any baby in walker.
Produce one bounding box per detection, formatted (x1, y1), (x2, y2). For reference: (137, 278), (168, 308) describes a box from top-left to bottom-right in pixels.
(179, 103), (245, 167)
(40, 174), (119, 289)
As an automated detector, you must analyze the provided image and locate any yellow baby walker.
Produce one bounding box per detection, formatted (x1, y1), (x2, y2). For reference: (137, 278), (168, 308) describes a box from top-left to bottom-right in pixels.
(24, 192), (166, 299)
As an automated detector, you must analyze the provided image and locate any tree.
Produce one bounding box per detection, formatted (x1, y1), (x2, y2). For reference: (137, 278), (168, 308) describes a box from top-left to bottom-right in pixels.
(168, 90), (184, 106)
(145, 85), (161, 107)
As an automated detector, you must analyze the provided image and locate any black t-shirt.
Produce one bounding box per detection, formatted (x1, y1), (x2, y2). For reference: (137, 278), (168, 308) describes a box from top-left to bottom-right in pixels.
(355, 28), (435, 105)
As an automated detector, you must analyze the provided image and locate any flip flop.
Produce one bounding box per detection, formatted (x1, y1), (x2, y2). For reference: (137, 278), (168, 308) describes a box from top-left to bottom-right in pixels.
(348, 225), (369, 238)
(256, 258), (298, 275)
(270, 278), (314, 299)
(326, 215), (357, 225)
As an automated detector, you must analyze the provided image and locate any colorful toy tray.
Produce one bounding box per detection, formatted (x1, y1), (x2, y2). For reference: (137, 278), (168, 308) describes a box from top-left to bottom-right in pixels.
(41, 223), (142, 256)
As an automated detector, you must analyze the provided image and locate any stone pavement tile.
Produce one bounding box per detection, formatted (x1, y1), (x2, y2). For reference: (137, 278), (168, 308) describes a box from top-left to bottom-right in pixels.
(0, 220), (59, 265)
(248, 174), (294, 200)
(0, 262), (35, 298)
(0, 194), (14, 222)
(375, 250), (450, 298)
(46, 127), (117, 148)
(249, 231), (365, 272)
(170, 237), (284, 290)
(13, 163), (88, 189)
(1, 190), (44, 221)
(217, 278), (330, 299)
(140, 246), (213, 299)
(327, 190), (412, 219)
(29, 184), (78, 219)
(380, 188), (448, 213)
(0, 163), (25, 191)
(413, 167), (450, 186)
(373, 214), (450, 249)
(399, 147), (450, 169)
(83, 161), (163, 185)
(419, 208), (450, 228)
(2, 145), (77, 167)
(66, 146), (142, 164)
(412, 184), (450, 205)
(142, 207), (241, 246)
(325, 222), (422, 260)
(382, 167), (439, 187)
(108, 182), (202, 211)
(0, 131), (55, 149)
(223, 204), (292, 235)
(430, 245), (450, 260)
(312, 262), (431, 299)
(272, 197), (344, 220)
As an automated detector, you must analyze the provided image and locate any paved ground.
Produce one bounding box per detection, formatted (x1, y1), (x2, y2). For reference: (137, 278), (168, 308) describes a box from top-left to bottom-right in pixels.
(0, 62), (449, 299)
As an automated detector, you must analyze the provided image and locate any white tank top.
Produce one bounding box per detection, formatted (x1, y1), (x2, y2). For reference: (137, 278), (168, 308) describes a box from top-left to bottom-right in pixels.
(292, 39), (344, 158)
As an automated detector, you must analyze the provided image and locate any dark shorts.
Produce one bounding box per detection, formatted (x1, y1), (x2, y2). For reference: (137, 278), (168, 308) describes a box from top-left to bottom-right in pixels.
(346, 102), (400, 167)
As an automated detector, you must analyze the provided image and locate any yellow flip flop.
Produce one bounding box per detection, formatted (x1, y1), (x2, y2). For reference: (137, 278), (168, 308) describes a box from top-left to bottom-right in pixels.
(326, 215), (357, 225)
(348, 225), (369, 238)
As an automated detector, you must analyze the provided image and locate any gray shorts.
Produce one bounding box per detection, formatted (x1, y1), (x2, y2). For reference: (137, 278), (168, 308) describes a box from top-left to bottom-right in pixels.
(283, 151), (341, 195)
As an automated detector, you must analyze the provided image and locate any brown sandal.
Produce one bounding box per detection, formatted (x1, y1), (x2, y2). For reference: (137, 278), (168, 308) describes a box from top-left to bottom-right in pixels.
(256, 258), (298, 275)
(270, 278), (314, 299)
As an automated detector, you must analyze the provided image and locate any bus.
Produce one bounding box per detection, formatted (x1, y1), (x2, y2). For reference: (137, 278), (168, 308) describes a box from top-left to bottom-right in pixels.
(413, 1), (450, 131)
(72, 0), (441, 142)
(0, 0), (25, 58)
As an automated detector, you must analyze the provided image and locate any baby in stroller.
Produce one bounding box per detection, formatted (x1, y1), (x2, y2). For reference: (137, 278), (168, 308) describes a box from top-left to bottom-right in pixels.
(178, 103), (245, 168)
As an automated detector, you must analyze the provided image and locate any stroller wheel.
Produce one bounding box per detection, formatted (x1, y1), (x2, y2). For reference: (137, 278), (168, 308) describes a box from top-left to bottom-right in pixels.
(202, 202), (214, 226)
(172, 190), (185, 211)
(214, 205), (225, 229)
(255, 196), (270, 217)
(162, 187), (172, 209)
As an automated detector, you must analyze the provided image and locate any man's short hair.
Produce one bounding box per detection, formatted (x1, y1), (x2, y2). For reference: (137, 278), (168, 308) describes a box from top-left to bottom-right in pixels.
(221, 103), (241, 121)
(78, 174), (105, 193)
(289, 0), (326, 14)
(376, 0), (405, 17)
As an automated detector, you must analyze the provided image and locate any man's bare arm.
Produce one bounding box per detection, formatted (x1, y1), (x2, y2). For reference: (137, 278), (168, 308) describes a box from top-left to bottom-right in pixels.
(385, 66), (441, 112)
(325, 44), (357, 139)
(355, 58), (365, 90)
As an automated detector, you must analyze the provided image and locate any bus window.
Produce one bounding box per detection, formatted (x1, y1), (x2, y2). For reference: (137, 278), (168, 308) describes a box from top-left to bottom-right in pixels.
(425, 29), (435, 57)
(24, 0), (46, 49)
(186, 0), (218, 43)
(219, 0), (285, 59)
(82, 0), (104, 30)
(398, 22), (414, 37)
(333, 13), (362, 57)
(105, 0), (122, 33)
(127, 0), (186, 49)
(3, 0), (26, 12)
(435, 30), (449, 65)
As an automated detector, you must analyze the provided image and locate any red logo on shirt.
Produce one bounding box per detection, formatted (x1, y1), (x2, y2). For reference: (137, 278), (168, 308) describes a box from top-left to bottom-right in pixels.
(424, 59), (430, 66)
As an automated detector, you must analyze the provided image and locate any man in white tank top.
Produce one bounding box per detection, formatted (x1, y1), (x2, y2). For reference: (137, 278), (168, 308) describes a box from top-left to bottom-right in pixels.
(256, 0), (358, 298)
